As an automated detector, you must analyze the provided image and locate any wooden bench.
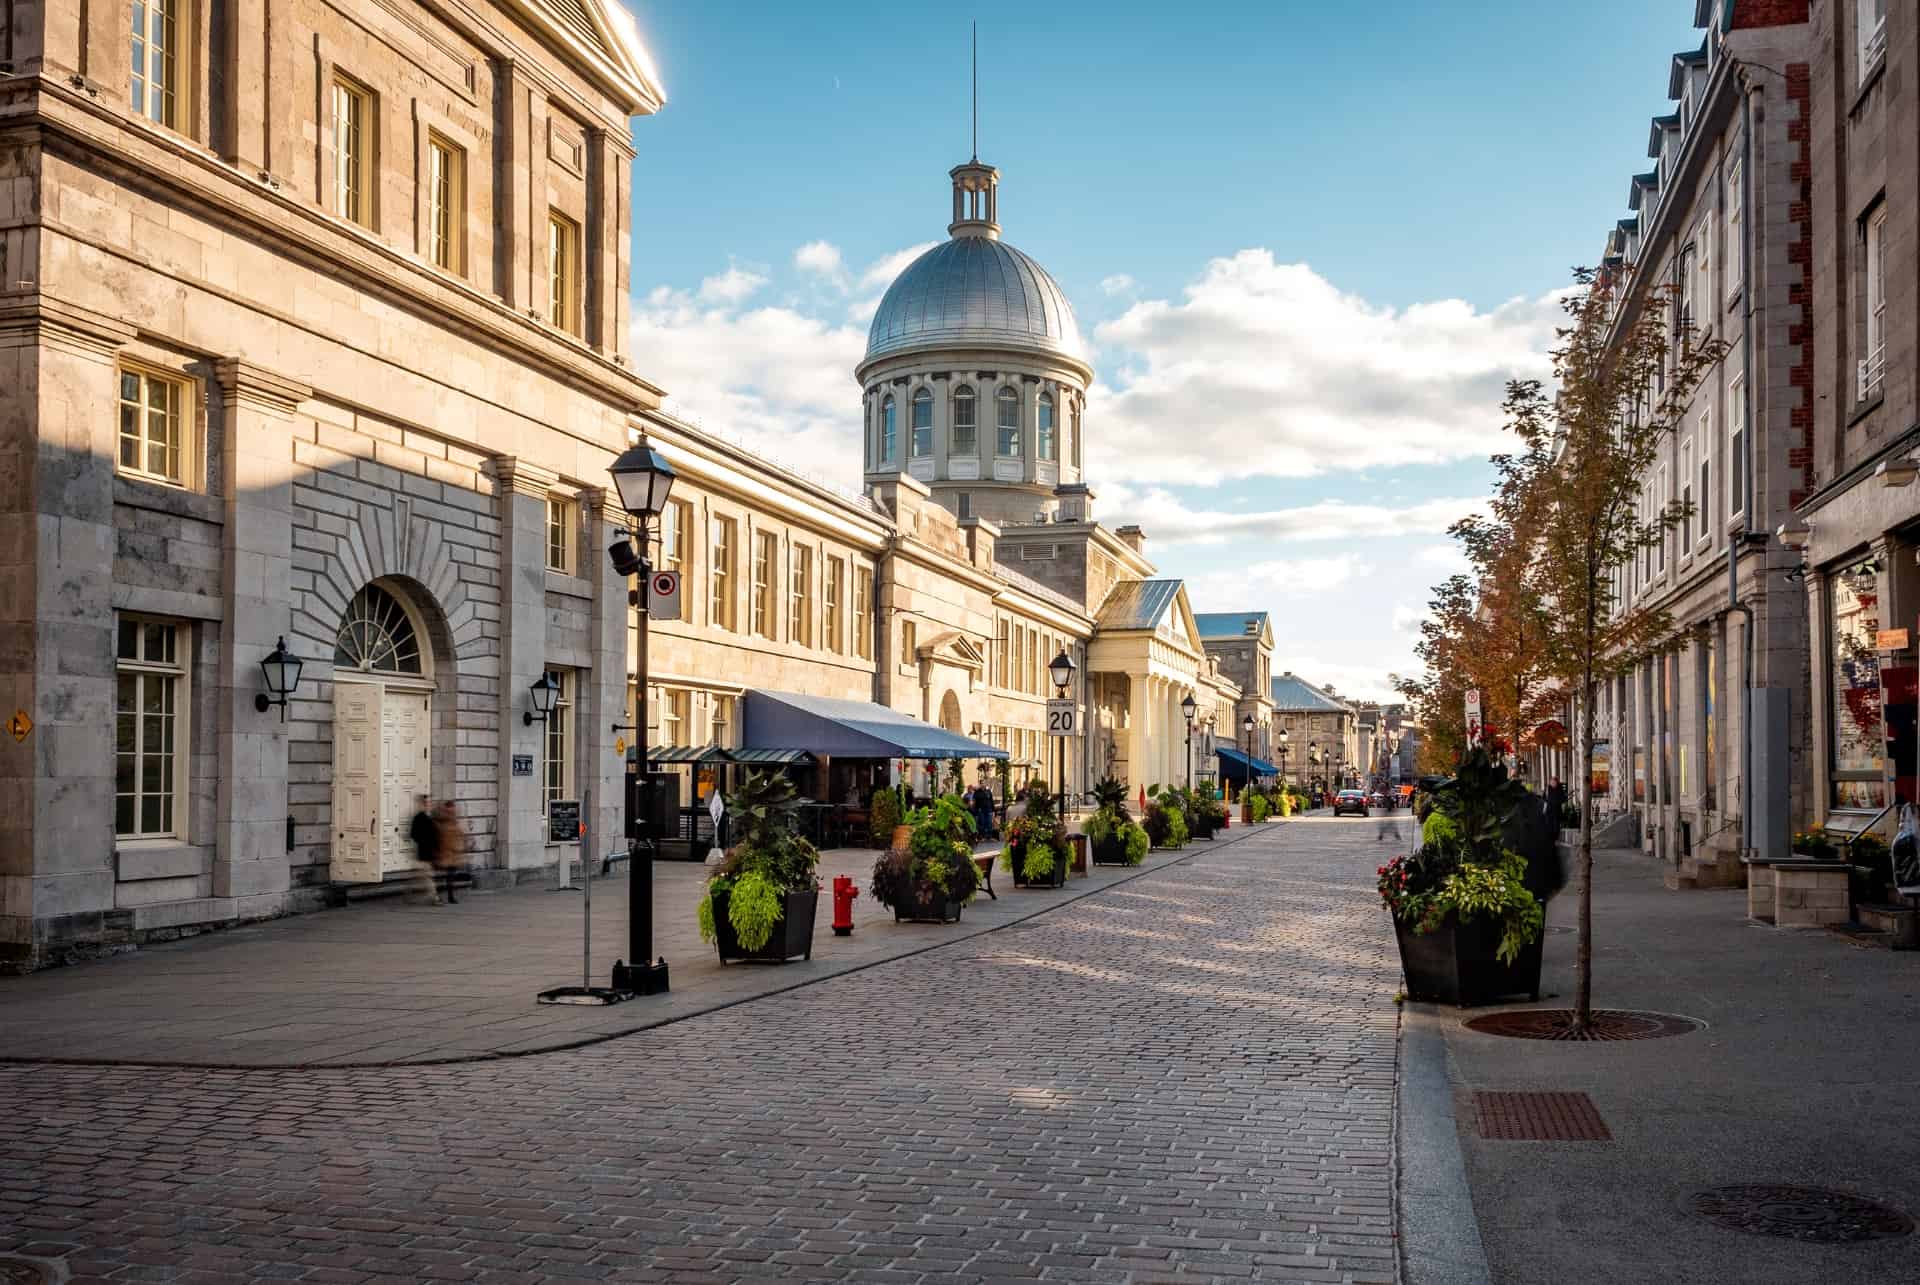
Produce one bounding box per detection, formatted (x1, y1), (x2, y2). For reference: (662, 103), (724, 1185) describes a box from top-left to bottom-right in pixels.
(973, 850), (997, 900)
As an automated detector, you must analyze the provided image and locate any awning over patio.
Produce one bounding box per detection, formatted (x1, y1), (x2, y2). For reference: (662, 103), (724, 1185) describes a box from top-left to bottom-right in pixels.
(647, 745), (729, 764)
(727, 747), (815, 766)
(741, 690), (1009, 760)
(1215, 745), (1277, 782)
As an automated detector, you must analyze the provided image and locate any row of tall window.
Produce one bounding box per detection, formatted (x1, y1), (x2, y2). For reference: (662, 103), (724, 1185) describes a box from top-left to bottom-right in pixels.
(992, 616), (1069, 696)
(129, 3), (585, 337)
(870, 384), (1077, 467)
(652, 498), (872, 658)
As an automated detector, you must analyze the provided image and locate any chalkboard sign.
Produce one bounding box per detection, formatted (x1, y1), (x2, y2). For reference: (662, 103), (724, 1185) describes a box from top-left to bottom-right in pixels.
(548, 799), (581, 844)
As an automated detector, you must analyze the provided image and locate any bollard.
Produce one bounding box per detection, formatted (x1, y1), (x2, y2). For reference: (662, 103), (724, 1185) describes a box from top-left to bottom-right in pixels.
(831, 875), (858, 936)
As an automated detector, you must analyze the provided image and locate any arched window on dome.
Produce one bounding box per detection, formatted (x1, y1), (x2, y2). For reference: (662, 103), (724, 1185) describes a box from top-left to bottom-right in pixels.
(996, 387), (1020, 457)
(1037, 392), (1056, 462)
(881, 395), (897, 463)
(910, 388), (933, 457)
(1070, 400), (1082, 469)
(951, 385), (977, 456)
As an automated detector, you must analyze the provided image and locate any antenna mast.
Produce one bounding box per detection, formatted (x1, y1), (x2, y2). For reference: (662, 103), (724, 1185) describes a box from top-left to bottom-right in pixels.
(971, 21), (978, 162)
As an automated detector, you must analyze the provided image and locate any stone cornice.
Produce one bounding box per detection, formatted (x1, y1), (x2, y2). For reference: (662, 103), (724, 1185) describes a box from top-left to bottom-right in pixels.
(0, 293), (137, 357)
(489, 456), (561, 499)
(214, 359), (312, 416)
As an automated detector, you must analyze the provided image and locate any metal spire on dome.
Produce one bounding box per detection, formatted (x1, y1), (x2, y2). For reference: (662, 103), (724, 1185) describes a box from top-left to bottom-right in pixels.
(951, 24), (1000, 240)
(971, 21), (978, 162)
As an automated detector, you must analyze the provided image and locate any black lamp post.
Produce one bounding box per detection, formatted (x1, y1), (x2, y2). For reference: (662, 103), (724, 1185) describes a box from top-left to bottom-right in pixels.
(1180, 691), (1197, 788)
(253, 637), (304, 720)
(1278, 727), (1289, 784)
(607, 439), (676, 997)
(1049, 648), (1075, 813)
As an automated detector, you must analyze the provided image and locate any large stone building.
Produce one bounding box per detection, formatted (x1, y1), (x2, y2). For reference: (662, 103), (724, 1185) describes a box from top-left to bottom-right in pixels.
(0, 0), (1271, 967)
(1585, 0), (1817, 880)
(1271, 672), (1358, 790)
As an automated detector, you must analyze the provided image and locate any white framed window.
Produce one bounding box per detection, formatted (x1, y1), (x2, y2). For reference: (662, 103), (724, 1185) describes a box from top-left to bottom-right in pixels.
(1037, 392), (1055, 461)
(1860, 0), (1888, 81)
(657, 686), (688, 746)
(712, 694), (737, 749)
(331, 77), (372, 227)
(1861, 204), (1888, 399)
(117, 364), (189, 486)
(854, 568), (873, 660)
(1725, 158), (1743, 299)
(426, 134), (464, 273)
(548, 211), (581, 335)
(709, 514), (736, 631)
(1657, 466), (1668, 572)
(1679, 440), (1694, 555)
(545, 495), (574, 574)
(1070, 401), (1082, 469)
(752, 530), (777, 640)
(825, 556), (844, 653)
(951, 385), (977, 456)
(130, 0), (179, 129)
(910, 388), (933, 457)
(1697, 411), (1712, 548)
(789, 544), (812, 648)
(1694, 217), (1713, 337)
(1728, 374), (1746, 519)
(115, 617), (186, 839)
(543, 669), (573, 808)
(996, 386), (1020, 456)
(880, 396), (897, 463)
(901, 619), (916, 670)
(660, 499), (690, 578)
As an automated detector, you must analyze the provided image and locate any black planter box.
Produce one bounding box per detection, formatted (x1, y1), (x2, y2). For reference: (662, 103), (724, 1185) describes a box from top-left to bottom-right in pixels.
(712, 888), (818, 963)
(1392, 912), (1543, 1006)
(1091, 836), (1130, 866)
(1190, 816), (1215, 841)
(892, 888), (965, 923)
(1008, 841), (1067, 888)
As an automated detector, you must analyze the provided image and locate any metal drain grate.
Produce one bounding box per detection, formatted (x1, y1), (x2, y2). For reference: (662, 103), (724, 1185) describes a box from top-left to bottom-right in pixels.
(1683, 1185), (1915, 1242)
(1464, 1008), (1702, 1041)
(1474, 1091), (1611, 1141)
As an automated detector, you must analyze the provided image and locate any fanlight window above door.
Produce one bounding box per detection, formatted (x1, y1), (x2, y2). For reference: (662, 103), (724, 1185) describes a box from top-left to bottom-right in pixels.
(334, 584), (424, 675)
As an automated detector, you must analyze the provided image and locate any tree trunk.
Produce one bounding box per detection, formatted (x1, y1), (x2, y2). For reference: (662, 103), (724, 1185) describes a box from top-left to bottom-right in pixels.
(1574, 668), (1596, 1033)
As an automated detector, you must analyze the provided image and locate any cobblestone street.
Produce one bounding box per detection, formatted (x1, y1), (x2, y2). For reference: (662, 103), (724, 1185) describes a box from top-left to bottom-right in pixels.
(0, 819), (1404, 1284)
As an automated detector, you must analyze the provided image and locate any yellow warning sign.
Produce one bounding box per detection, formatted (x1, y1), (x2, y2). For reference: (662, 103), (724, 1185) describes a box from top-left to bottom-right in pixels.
(7, 710), (30, 742)
(614, 736), (626, 757)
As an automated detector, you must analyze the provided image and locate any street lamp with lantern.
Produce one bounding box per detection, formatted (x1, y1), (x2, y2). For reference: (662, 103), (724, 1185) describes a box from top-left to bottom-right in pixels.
(1048, 648), (1075, 812)
(607, 439), (676, 997)
(253, 636), (305, 721)
(1180, 691), (1197, 788)
(1277, 727), (1289, 784)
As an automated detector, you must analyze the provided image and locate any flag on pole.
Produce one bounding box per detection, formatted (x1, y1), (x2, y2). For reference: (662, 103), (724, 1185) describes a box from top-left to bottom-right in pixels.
(1138, 784), (1146, 812)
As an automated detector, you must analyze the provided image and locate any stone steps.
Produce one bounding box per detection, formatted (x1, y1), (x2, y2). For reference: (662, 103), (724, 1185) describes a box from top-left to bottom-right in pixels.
(1857, 901), (1919, 949)
(1663, 850), (1744, 891)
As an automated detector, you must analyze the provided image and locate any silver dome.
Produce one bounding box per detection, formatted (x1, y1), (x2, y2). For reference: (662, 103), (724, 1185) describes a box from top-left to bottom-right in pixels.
(863, 237), (1087, 367)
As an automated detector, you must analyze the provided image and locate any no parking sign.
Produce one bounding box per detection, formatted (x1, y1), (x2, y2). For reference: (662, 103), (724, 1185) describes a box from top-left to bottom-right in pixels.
(647, 570), (681, 621)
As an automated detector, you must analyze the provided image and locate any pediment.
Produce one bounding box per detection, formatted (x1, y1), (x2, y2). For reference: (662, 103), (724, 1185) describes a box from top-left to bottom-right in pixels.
(920, 630), (987, 673)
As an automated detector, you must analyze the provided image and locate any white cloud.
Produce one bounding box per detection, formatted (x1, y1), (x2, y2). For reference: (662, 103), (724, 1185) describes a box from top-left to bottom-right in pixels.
(793, 240), (845, 280)
(1088, 251), (1564, 485)
(1280, 654), (1411, 705)
(1101, 273), (1136, 295)
(697, 264), (767, 305)
(1390, 602), (1428, 636)
(1183, 554), (1370, 612)
(1097, 483), (1484, 546)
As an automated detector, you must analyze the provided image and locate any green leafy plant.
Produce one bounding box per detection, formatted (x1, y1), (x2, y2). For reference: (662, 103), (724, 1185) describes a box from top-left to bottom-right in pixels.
(1122, 822), (1149, 864)
(869, 785), (902, 848)
(1091, 775), (1130, 818)
(1249, 793), (1270, 822)
(946, 757), (965, 796)
(872, 794), (980, 911)
(1020, 842), (1059, 880)
(1849, 832), (1890, 868)
(1002, 780), (1063, 880)
(1791, 830), (1837, 861)
(696, 769), (821, 951)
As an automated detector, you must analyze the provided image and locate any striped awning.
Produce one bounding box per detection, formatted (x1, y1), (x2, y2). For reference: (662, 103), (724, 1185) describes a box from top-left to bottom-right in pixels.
(647, 745), (728, 764)
(728, 747), (815, 765)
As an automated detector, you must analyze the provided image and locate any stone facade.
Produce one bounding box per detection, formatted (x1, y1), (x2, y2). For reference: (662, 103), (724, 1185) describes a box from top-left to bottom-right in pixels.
(1589, 2), (1815, 870)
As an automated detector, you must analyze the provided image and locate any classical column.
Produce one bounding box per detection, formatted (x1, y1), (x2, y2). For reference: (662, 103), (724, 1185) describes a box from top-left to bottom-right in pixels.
(0, 298), (134, 957)
(213, 360), (310, 909)
(1127, 675), (1150, 795)
(581, 486), (627, 869)
(491, 457), (558, 871)
(1804, 569), (1829, 828)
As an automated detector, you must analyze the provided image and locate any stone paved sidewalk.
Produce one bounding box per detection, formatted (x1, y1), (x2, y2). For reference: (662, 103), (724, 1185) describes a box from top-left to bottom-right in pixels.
(0, 822), (1284, 1068)
(0, 814), (1401, 1284)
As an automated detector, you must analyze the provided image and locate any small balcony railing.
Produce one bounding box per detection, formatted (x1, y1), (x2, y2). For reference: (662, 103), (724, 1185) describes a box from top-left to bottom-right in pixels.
(1858, 343), (1887, 402)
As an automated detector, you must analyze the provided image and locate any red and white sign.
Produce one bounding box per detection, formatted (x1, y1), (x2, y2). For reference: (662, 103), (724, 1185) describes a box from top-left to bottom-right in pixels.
(647, 570), (681, 621)
(1465, 688), (1483, 748)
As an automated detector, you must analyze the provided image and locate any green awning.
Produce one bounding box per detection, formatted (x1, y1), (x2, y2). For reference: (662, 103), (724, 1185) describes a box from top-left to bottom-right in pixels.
(647, 744), (728, 764)
(728, 747), (815, 765)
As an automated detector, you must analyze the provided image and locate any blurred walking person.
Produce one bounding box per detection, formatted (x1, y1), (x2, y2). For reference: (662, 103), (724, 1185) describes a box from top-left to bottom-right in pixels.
(434, 798), (467, 905)
(409, 794), (441, 903)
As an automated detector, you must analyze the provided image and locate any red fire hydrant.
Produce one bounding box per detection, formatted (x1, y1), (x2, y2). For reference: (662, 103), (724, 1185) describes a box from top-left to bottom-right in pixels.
(831, 875), (858, 936)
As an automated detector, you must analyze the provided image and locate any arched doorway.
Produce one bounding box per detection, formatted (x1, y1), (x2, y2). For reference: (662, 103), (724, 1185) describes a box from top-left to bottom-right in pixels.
(938, 689), (962, 733)
(330, 581), (443, 883)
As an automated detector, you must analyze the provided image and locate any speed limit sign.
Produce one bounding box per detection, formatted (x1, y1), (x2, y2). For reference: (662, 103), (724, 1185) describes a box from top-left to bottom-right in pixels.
(646, 570), (681, 621)
(1045, 698), (1076, 737)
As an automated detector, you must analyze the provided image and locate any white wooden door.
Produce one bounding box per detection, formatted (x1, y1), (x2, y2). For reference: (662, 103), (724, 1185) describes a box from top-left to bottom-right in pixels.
(331, 682), (383, 884)
(380, 689), (432, 874)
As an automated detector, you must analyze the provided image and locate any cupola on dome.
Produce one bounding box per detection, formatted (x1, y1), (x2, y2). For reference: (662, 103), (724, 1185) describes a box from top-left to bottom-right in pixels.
(862, 160), (1087, 369)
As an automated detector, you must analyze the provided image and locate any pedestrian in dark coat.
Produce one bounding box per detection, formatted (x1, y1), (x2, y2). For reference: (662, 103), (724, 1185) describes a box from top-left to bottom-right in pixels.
(1545, 778), (1568, 827)
(409, 794), (442, 903)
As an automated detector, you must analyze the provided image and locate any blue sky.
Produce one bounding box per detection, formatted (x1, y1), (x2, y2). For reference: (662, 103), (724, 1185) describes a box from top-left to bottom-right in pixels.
(616, 0), (1707, 700)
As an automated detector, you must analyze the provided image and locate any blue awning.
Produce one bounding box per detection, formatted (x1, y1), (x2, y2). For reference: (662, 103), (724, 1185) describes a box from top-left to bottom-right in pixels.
(742, 689), (1009, 760)
(1215, 745), (1278, 778)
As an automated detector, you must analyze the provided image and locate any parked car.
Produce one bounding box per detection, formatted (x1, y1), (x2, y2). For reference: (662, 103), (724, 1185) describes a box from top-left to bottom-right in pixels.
(1333, 789), (1370, 817)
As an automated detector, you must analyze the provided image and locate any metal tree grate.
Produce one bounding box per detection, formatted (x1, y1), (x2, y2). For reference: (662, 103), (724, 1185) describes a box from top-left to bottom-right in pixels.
(1474, 1091), (1611, 1141)
(1682, 1185), (1915, 1242)
(1464, 1008), (1702, 1041)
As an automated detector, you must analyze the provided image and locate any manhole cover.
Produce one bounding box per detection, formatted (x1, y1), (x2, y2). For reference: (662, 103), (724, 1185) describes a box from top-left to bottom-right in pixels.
(1463, 1008), (1702, 1041)
(1474, 1091), (1610, 1141)
(1683, 1185), (1914, 1242)
(0, 1258), (54, 1285)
